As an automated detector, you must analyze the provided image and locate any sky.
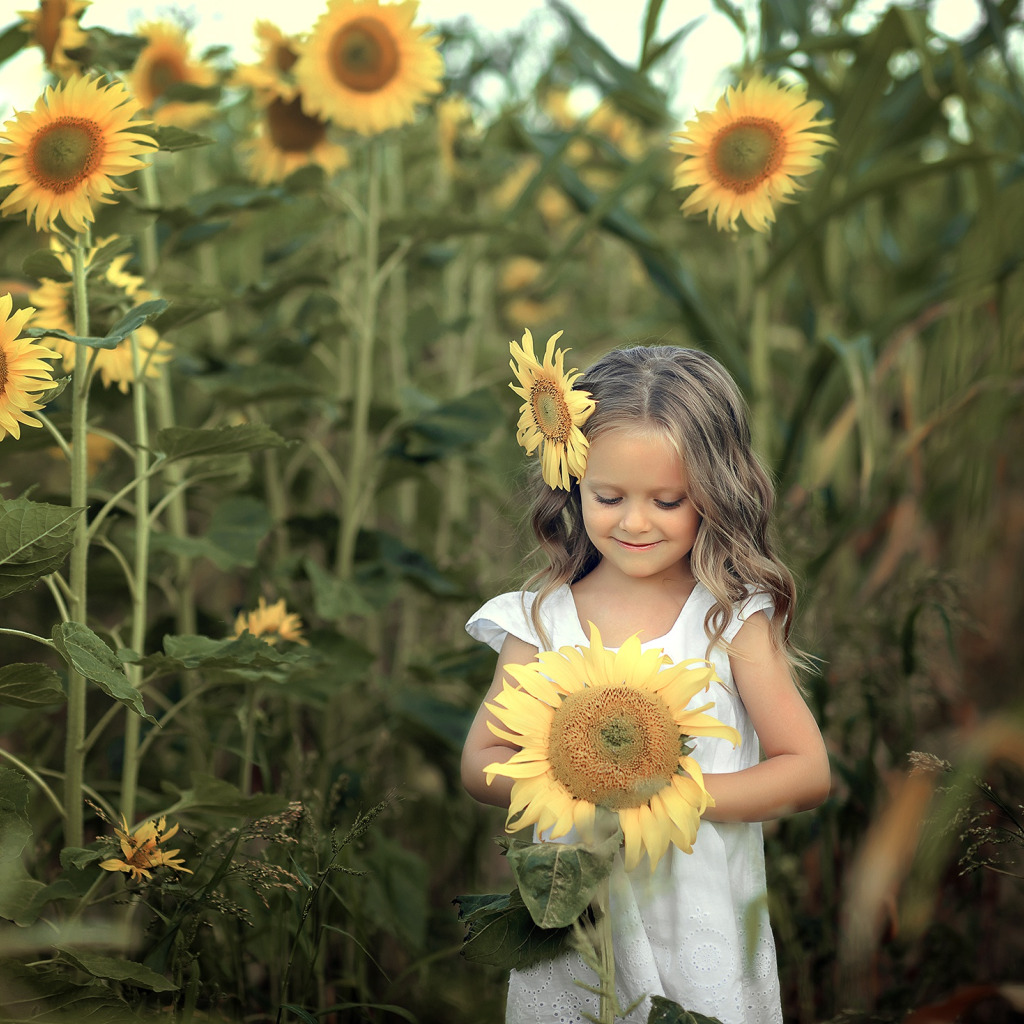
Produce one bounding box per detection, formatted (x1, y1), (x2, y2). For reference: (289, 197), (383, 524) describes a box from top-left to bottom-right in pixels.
(0, 0), (989, 122)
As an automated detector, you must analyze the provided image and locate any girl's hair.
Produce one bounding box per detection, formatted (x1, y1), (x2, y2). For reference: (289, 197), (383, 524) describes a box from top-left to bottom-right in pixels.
(524, 344), (799, 661)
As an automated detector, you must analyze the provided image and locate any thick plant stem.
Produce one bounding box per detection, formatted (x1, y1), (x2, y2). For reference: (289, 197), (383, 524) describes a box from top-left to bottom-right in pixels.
(337, 141), (381, 579)
(63, 231), (92, 849)
(748, 233), (773, 460)
(119, 331), (153, 826)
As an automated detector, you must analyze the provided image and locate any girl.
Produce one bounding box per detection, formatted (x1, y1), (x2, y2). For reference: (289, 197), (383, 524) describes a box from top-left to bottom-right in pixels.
(461, 340), (830, 1024)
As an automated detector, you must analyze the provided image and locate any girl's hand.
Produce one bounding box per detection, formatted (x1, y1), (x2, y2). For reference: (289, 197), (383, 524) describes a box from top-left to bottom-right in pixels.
(461, 632), (539, 808)
(702, 611), (830, 822)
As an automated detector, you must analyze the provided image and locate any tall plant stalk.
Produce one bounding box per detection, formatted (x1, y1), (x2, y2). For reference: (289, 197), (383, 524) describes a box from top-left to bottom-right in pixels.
(63, 229), (92, 848)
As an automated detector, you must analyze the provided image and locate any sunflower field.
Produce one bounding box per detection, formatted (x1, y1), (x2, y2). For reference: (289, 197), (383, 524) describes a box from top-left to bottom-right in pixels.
(0, 0), (1021, 1021)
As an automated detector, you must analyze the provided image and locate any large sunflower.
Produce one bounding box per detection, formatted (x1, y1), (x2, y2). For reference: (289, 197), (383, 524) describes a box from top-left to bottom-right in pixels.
(244, 95), (349, 185)
(670, 74), (835, 233)
(509, 328), (595, 491)
(18, 0), (90, 77)
(233, 20), (302, 102)
(485, 624), (740, 872)
(0, 74), (156, 234)
(129, 21), (217, 128)
(295, 0), (444, 136)
(0, 294), (60, 441)
(29, 235), (171, 393)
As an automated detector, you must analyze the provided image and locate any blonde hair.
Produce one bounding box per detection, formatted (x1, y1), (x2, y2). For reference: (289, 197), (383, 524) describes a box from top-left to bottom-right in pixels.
(524, 345), (798, 660)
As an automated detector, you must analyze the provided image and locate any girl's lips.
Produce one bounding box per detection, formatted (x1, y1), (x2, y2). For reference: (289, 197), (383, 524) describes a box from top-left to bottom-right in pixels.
(613, 538), (661, 551)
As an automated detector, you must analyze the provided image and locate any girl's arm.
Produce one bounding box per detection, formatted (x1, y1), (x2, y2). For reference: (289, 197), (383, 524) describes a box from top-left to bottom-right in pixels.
(461, 632), (539, 808)
(702, 611), (830, 823)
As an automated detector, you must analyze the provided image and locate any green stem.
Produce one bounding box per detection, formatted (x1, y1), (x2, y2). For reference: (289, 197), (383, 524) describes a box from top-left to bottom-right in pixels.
(119, 328), (153, 826)
(63, 229), (92, 849)
(748, 233), (772, 460)
(336, 141), (381, 579)
(240, 683), (258, 798)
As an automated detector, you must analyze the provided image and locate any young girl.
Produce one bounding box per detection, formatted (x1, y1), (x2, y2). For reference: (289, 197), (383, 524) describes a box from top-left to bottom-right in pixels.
(461, 339), (830, 1024)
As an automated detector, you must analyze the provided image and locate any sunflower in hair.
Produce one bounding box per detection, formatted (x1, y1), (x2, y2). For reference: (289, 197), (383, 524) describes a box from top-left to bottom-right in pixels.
(670, 74), (834, 233)
(509, 328), (595, 491)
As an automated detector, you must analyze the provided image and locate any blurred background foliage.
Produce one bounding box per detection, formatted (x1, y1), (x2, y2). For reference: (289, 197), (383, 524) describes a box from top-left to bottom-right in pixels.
(0, 0), (1022, 1021)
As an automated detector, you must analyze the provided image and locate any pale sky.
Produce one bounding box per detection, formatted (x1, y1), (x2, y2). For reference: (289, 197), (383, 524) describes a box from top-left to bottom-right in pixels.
(0, 0), (988, 122)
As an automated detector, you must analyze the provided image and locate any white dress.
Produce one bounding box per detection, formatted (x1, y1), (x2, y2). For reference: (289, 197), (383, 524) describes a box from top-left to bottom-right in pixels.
(466, 583), (784, 1024)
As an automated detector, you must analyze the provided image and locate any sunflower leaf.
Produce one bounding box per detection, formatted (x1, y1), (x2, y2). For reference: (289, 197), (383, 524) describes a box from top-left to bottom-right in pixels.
(505, 830), (621, 929)
(647, 996), (726, 1024)
(154, 423), (290, 462)
(56, 947), (178, 993)
(22, 250), (71, 282)
(137, 124), (215, 151)
(0, 497), (82, 599)
(0, 664), (66, 708)
(23, 299), (169, 350)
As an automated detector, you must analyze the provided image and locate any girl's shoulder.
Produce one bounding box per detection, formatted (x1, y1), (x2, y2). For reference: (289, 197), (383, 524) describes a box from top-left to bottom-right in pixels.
(687, 582), (775, 646)
(465, 587), (572, 653)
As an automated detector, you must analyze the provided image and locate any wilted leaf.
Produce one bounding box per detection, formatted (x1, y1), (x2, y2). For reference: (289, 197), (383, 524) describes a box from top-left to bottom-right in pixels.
(506, 830), (621, 929)
(0, 497), (82, 599)
(0, 663), (66, 708)
(51, 623), (155, 724)
(155, 423), (289, 461)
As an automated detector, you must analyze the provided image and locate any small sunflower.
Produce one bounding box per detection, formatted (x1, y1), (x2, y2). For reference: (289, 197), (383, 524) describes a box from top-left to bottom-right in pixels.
(295, 0), (444, 136)
(234, 20), (302, 102)
(29, 235), (172, 393)
(670, 74), (835, 233)
(234, 597), (309, 646)
(0, 294), (60, 442)
(129, 20), (217, 128)
(0, 74), (157, 234)
(18, 0), (90, 77)
(99, 815), (192, 883)
(244, 95), (349, 185)
(485, 623), (740, 872)
(509, 328), (595, 491)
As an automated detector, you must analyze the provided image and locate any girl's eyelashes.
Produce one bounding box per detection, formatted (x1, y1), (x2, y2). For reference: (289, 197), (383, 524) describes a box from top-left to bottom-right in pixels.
(592, 495), (685, 509)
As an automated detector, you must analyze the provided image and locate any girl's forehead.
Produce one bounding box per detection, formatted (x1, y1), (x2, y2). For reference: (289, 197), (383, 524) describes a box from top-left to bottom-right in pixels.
(586, 427), (688, 480)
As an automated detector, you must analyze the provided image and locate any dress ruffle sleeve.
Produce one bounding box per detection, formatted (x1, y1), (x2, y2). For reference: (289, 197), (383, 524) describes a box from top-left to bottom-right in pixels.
(465, 591), (541, 652)
(722, 591), (775, 644)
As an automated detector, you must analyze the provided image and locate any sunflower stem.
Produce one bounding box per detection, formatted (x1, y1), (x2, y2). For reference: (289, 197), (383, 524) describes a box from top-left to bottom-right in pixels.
(336, 140), (381, 579)
(748, 232), (773, 460)
(63, 228), (92, 850)
(239, 683), (259, 798)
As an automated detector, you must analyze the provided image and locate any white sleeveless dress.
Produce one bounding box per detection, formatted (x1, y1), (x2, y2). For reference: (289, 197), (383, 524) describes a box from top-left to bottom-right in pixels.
(466, 583), (784, 1024)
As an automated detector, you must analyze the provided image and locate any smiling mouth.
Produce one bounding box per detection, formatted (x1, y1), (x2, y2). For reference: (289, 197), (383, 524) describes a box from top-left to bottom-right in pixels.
(614, 539), (661, 551)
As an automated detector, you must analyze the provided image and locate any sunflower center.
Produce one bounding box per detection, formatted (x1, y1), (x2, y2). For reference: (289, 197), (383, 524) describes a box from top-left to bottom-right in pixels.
(36, 0), (67, 64)
(28, 118), (104, 194)
(548, 686), (680, 810)
(530, 378), (572, 442)
(146, 55), (186, 99)
(328, 17), (400, 93)
(267, 97), (327, 152)
(710, 118), (785, 193)
(0, 349), (8, 396)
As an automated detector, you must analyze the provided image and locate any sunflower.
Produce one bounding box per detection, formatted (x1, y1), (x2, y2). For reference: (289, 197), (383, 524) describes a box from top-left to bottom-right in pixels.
(244, 95), (349, 185)
(485, 624), (740, 872)
(129, 21), (217, 128)
(0, 74), (157, 234)
(0, 294), (60, 442)
(295, 0), (444, 136)
(18, 0), (90, 77)
(509, 328), (595, 491)
(28, 235), (172, 393)
(233, 20), (302, 102)
(99, 815), (192, 883)
(234, 597), (309, 646)
(670, 74), (835, 233)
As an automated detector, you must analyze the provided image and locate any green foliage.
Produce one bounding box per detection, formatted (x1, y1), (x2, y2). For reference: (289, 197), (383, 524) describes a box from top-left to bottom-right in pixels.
(0, 498), (81, 599)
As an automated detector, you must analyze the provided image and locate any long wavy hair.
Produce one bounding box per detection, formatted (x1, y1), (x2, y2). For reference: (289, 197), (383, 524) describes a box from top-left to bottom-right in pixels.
(524, 345), (799, 661)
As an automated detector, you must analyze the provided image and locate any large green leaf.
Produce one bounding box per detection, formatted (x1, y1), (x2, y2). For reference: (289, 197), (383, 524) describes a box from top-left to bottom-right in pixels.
(388, 387), (504, 462)
(0, 21), (28, 67)
(157, 632), (306, 671)
(0, 768), (45, 926)
(51, 623), (155, 724)
(161, 773), (285, 819)
(505, 830), (621, 929)
(0, 664), (66, 708)
(56, 948), (178, 993)
(0, 497), (82, 599)
(22, 249), (71, 282)
(155, 423), (289, 461)
(455, 887), (573, 970)
(25, 299), (169, 350)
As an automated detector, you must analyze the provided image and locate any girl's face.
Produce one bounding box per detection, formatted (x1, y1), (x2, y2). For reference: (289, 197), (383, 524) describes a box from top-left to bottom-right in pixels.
(579, 428), (701, 584)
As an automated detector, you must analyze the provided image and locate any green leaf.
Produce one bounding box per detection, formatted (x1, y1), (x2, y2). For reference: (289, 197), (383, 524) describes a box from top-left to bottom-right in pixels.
(22, 249), (72, 282)
(56, 947), (178, 993)
(506, 830), (621, 929)
(162, 773), (286, 819)
(305, 558), (374, 619)
(280, 1006), (320, 1024)
(158, 632), (306, 671)
(24, 299), (169, 350)
(51, 623), (156, 725)
(0, 663), (66, 708)
(389, 387), (504, 462)
(0, 768), (45, 925)
(0, 21), (29, 68)
(59, 846), (104, 870)
(455, 887), (573, 970)
(647, 996), (726, 1024)
(0, 497), (82, 599)
(136, 123), (215, 151)
(155, 423), (290, 461)
(151, 496), (272, 570)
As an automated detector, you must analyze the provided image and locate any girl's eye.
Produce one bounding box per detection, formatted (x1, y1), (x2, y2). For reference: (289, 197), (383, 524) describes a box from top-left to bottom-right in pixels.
(655, 499), (683, 509)
(594, 496), (621, 506)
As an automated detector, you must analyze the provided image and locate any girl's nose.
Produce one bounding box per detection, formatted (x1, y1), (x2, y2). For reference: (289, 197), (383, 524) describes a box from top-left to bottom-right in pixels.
(620, 503), (650, 534)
